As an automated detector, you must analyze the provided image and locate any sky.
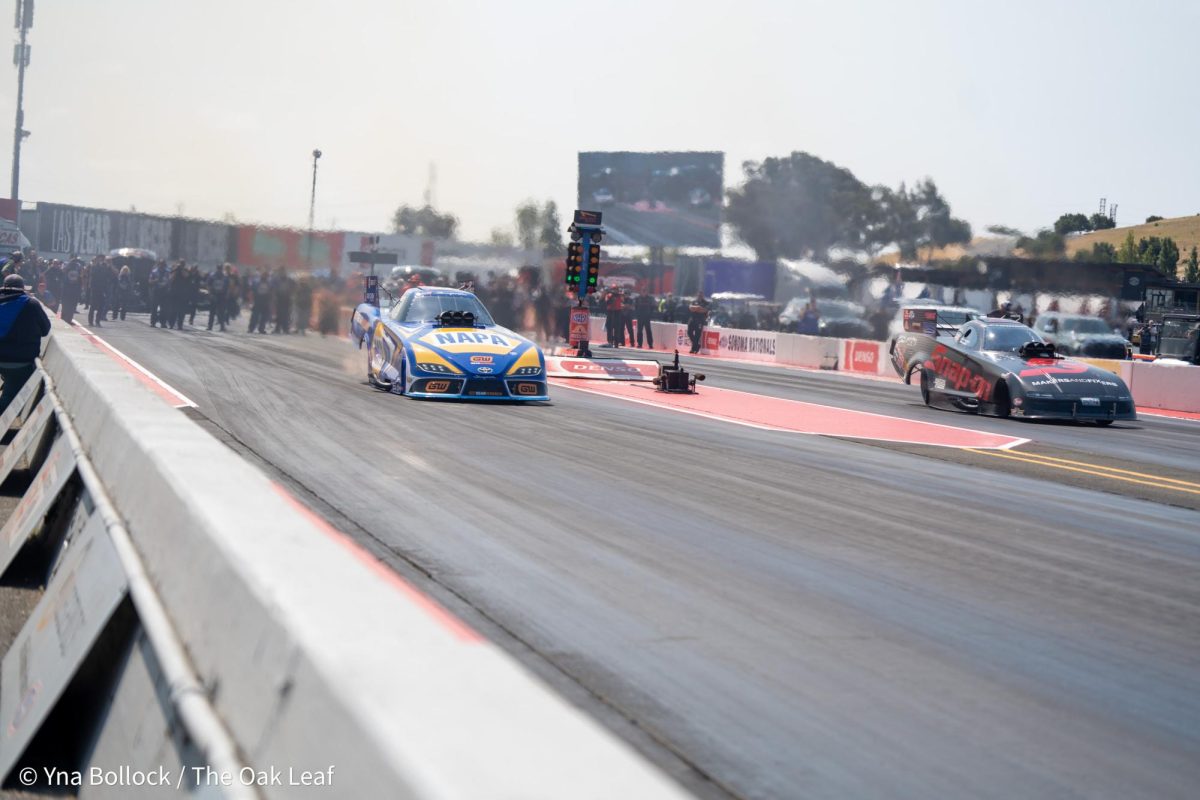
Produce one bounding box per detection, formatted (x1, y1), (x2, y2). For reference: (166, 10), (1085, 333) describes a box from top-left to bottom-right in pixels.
(2, 0), (1197, 243)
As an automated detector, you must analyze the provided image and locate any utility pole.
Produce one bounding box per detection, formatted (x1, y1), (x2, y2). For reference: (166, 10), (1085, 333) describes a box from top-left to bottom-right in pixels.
(307, 148), (321, 268)
(11, 0), (33, 205)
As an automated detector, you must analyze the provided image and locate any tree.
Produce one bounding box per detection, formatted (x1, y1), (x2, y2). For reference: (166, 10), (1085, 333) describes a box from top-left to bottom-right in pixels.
(726, 151), (879, 261)
(390, 204), (458, 238)
(1053, 213), (1092, 235)
(489, 228), (514, 248)
(1156, 236), (1180, 278)
(515, 201), (541, 251)
(1089, 213), (1116, 230)
(1117, 231), (1137, 263)
(539, 201), (563, 256)
(1074, 241), (1117, 263)
(1184, 247), (1200, 283)
(870, 179), (971, 262)
(1015, 229), (1066, 258)
(1146, 215), (1164, 223)
(986, 224), (1022, 236)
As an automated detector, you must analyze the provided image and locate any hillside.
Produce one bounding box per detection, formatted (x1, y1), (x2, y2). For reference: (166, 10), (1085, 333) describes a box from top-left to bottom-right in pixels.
(1068, 214), (1200, 259)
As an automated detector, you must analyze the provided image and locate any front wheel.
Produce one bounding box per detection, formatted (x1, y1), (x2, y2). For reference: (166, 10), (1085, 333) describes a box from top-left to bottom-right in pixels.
(906, 362), (922, 386)
(1095, 419), (1114, 427)
(366, 334), (393, 391)
(992, 381), (1011, 418)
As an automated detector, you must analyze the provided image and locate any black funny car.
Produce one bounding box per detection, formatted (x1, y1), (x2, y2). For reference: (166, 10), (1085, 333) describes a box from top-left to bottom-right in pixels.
(895, 314), (1135, 425)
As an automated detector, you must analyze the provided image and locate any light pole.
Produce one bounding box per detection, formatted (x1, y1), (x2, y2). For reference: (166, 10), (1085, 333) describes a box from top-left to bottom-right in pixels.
(11, 0), (34, 206)
(307, 148), (321, 268)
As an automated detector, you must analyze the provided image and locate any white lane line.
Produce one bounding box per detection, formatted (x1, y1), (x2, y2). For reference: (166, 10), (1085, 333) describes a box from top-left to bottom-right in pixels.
(70, 322), (198, 408)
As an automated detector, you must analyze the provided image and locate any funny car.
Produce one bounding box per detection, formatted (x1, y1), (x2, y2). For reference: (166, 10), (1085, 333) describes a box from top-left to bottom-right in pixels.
(349, 287), (548, 401)
(896, 315), (1135, 424)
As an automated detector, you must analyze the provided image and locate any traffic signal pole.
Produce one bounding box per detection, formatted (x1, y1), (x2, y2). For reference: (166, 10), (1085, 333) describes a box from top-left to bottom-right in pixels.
(565, 210), (604, 358)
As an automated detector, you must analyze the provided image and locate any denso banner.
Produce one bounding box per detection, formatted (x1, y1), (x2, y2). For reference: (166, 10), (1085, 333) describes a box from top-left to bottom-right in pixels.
(842, 339), (884, 374)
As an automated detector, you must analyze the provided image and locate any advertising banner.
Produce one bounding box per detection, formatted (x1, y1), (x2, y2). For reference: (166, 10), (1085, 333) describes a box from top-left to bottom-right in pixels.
(236, 226), (344, 270)
(842, 339), (884, 374)
(175, 219), (234, 266)
(713, 327), (777, 362)
(703, 260), (776, 298)
(569, 307), (590, 346)
(37, 204), (113, 256)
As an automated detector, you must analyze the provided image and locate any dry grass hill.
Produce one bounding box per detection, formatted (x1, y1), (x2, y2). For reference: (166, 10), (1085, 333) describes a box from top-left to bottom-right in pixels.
(1068, 214), (1200, 259)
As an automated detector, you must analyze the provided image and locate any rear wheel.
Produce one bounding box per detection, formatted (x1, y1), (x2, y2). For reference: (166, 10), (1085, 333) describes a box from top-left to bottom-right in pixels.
(919, 369), (931, 406)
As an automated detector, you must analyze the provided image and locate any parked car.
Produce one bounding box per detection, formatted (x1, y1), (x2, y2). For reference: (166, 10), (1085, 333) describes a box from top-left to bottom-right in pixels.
(1032, 313), (1130, 359)
(779, 297), (873, 339)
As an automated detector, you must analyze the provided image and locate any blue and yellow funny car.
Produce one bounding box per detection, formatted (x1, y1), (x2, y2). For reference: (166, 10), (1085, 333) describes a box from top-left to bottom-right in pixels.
(349, 287), (548, 401)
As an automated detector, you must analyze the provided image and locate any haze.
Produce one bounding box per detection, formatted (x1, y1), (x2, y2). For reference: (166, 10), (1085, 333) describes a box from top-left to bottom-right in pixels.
(4, 0), (1196, 240)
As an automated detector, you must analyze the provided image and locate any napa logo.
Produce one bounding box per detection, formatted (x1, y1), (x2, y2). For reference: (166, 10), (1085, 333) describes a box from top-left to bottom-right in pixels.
(418, 328), (520, 355)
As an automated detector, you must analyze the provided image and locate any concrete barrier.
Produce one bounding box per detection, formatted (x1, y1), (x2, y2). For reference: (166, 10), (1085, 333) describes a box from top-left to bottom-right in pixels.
(31, 319), (688, 798)
(1125, 360), (1200, 413)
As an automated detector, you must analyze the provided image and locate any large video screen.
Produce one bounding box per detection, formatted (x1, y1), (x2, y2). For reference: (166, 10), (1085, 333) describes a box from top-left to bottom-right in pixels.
(578, 151), (723, 248)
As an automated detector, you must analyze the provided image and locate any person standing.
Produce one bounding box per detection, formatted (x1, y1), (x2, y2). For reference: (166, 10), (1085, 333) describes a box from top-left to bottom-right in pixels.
(60, 256), (83, 325)
(687, 292), (710, 354)
(224, 264), (241, 322)
(87, 257), (116, 327)
(41, 259), (63, 313)
(0, 275), (50, 415)
(185, 264), (202, 325)
(621, 288), (635, 347)
(206, 267), (229, 331)
(293, 274), (313, 335)
(113, 265), (133, 320)
(147, 259), (166, 327)
(603, 285), (624, 347)
(248, 268), (272, 334)
(272, 267), (293, 334)
(168, 261), (190, 329)
(635, 291), (656, 349)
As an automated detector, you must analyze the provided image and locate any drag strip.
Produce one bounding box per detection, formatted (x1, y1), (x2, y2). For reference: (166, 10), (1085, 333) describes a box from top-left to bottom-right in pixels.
(65, 316), (1200, 800)
(604, 345), (1200, 473)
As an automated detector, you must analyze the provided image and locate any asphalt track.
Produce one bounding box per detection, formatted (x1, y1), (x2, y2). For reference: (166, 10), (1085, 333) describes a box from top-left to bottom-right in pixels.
(72, 315), (1200, 800)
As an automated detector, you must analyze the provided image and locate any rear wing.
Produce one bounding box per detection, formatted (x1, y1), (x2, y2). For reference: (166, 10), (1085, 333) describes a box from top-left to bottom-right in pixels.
(902, 308), (972, 335)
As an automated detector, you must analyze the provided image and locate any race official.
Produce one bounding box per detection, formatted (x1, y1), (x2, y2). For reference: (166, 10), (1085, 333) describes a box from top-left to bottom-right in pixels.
(687, 292), (710, 354)
(603, 286), (625, 347)
(0, 275), (51, 415)
(634, 291), (655, 349)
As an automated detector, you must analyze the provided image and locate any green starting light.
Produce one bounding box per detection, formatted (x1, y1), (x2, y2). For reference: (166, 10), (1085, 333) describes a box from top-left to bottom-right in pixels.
(566, 242), (582, 285)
